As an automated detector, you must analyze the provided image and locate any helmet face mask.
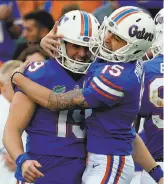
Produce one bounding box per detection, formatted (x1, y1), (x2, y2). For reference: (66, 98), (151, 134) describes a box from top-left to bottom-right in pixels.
(55, 10), (100, 74)
(89, 6), (155, 63)
(56, 41), (94, 74)
(89, 19), (138, 63)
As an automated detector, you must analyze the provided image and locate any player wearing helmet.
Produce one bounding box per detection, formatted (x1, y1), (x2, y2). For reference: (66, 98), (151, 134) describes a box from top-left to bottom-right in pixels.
(6, 6), (164, 184)
(55, 11), (99, 74)
(3, 10), (100, 184)
(135, 8), (164, 184)
(89, 6), (154, 63)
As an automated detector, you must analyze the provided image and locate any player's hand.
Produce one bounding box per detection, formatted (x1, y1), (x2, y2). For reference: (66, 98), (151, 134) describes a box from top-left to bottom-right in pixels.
(40, 21), (64, 58)
(13, 60), (31, 74)
(3, 153), (16, 171)
(158, 177), (164, 184)
(11, 60), (31, 86)
(21, 160), (44, 183)
(11, 60), (30, 83)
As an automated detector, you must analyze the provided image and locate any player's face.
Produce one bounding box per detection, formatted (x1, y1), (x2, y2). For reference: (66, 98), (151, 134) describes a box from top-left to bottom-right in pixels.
(65, 42), (92, 63)
(103, 30), (127, 51)
(22, 20), (41, 42)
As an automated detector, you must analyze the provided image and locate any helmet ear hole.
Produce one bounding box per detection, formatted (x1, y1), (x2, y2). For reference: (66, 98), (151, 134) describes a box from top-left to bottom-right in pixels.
(73, 15), (76, 20)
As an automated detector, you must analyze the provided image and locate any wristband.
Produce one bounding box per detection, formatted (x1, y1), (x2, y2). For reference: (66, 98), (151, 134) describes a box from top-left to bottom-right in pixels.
(149, 165), (164, 183)
(15, 153), (31, 182)
(15, 153), (31, 167)
(10, 71), (24, 89)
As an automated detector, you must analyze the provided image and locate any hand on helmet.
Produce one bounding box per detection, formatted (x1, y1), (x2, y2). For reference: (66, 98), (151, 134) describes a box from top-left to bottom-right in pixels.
(40, 21), (64, 58)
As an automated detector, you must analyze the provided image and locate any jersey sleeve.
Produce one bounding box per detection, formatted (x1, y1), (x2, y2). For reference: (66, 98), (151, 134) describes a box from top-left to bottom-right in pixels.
(82, 68), (125, 108)
(139, 61), (154, 116)
(14, 61), (47, 93)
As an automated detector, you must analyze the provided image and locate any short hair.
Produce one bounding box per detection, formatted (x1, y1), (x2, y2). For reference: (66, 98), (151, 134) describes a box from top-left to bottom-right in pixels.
(0, 60), (23, 83)
(23, 10), (54, 31)
(61, 4), (81, 17)
(17, 45), (49, 62)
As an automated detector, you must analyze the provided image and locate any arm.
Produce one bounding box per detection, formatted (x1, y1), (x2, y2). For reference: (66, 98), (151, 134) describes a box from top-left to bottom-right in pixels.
(132, 134), (156, 172)
(3, 91), (36, 161)
(12, 61), (123, 110)
(132, 134), (164, 183)
(3, 92), (44, 182)
(12, 73), (89, 110)
(0, 3), (21, 39)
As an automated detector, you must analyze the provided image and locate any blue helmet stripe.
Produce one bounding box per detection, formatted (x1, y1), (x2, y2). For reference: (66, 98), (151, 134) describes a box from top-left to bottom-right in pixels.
(113, 9), (139, 23)
(82, 11), (89, 36)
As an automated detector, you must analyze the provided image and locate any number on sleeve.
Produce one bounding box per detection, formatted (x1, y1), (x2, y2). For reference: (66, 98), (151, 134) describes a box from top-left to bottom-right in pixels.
(28, 61), (45, 72)
(101, 64), (124, 77)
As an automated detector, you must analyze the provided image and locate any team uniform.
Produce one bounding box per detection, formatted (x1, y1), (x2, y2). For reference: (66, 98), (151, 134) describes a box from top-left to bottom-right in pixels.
(81, 59), (144, 184)
(0, 0), (21, 64)
(139, 55), (164, 184)
(15, 59), (89, 184)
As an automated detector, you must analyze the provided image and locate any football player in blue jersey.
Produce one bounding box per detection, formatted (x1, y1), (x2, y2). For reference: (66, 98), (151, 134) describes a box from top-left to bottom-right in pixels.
(3, 10), (100, 184)
(0, 0), (22, 63)
(7, 6), (164, 184)
(137, 8), (164, 184)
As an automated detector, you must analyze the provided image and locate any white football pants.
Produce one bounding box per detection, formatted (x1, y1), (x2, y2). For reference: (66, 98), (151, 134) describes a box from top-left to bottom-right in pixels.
(82, 153), (134, 184)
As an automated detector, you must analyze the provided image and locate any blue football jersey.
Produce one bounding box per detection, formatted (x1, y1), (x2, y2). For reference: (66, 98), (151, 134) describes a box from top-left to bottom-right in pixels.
(82, 59), (144, 155)
(139, 55), (164, 159)
(18, 59), (89, 158)
(0, 0), (21, 62)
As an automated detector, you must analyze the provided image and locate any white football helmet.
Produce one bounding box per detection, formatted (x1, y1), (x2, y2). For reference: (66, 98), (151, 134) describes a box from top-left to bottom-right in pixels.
(55, 10), (100, 74)
(151, 8), (164, 58)
(89, 6), (155, 63)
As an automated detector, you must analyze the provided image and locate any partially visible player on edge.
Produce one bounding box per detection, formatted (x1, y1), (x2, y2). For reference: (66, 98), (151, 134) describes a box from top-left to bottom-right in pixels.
(9, 6), (164, 184)
(137, 8), (164, 184)
(3, 10), (100, 184)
